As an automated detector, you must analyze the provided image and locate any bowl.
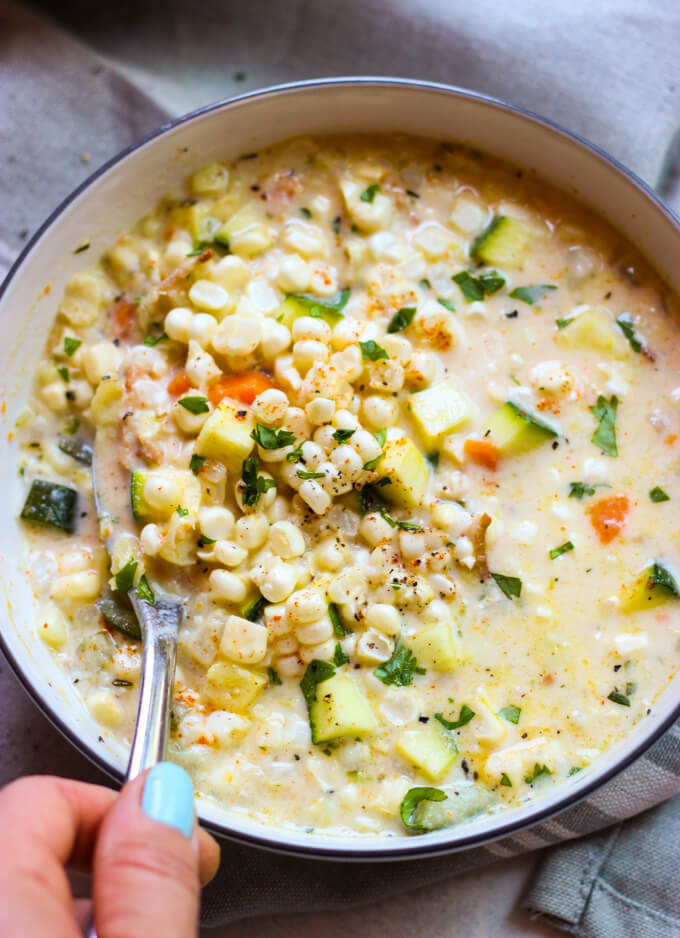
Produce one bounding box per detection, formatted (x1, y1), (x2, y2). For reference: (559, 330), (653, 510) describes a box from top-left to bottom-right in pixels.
(1, 78), (679, 859)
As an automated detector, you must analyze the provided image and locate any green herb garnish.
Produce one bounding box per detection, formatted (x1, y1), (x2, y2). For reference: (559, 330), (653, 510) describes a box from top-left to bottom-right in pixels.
(567, 766), (582, 777)
(434, 704), (475, 730)
(374, 640), (425, 686)
(197, 534), (216, 547)
(300, 659), (336, 709)
(387, 306), (416, 333)
(590, 394), (618, 457)
(359, 340), (389, 361)
(399, 787), (447, 832)
(243, 593), (269, 622)
(556, 316), (574, 330)
(650, 487), (670, 503)
(287, 288), (350, 323)
(190, 454), (205, 475)
(509, 284), (557, 305)
(63, 337), (82, 357)
(524, 763), (552, 784)
(363, 454), (385, 472)
(328, 603), (350, 637)
(178, 395), (210, 415)
(143, 330), (167, 347)
(491, 573), (522, 599)
(500, 773), (513, 787)
(176, 505), (189, 517)
(251, 424), (296, 449)
(333, 643), (349, 666)
(299, 207), (311, 218)
(241, 455), (276, 507)
(136, 575), (155, 604)
(498, 705), (521, 724)
(452, 270), (505, 302)
(267, 666), (282, 686)
(333, 428), (356, 443)
(616, 313), (642, 353)
(297, 469), (325, 480)
(359, 183), (380, 203)
(286, 442), (304, 463)
(550, 540), (574, 560)
(568, 481), (596, 499)
(437, 297), (456, 311)
(378, 506), (421, 531)
(57, 366), (70, 383)
(607, 690), (630, 707)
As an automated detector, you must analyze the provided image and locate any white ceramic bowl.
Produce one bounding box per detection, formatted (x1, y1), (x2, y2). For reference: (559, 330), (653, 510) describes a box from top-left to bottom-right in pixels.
(1, 78), (679, 859)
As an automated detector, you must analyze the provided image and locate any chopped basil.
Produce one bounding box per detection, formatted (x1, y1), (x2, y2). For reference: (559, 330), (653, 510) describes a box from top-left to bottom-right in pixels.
(387, 306), (417, 333)
(287, 288), (350, 322)
(297, 469), (325, 480)
(57, 366), (70, 383)
(378, 506), (421, 531)
(114, 558), (138, 593)
(626, 681), (637, 696)
(285, 442), (304, 463)
(650, 486), (670, 503)
(251, 424), (296, 450)
(359, 340), (389, 361)
(333, 643), (349, 666)
(58, 436), (93, 466)
(333, 428), (356, 443)
(616, 313), (643, 353)
(363, 454), (385, 472)
(590, 394), (618, 457)
(73, 242), (90, 254)
(434, 704), (475, 730)
(491, 572), (522, 599)
(175, 505), (189, 517)
(241, 455), (276, 507)
(569, 481), (596, 499)
(607, 690), (631, 707)
(178, 395), (210, 415)
(300, 659), (336, 709)
(136, 575), (155, 604)
(328, 603), (350, 637)
(556, 316), (574, 330)
(374, 640), (425, 686)
(197, 534), (215, 547)
(190, 454), (206, 475)
(498, 705), (521, 724)
(267, 666), (282, 686)
(374, 428), (387, 447)
(452, 270), (505, 302)
(500, 773), (513, 787)
(63, 336), (82, 357)
(427, 452), (439, 468)
(299, 207), (311, 218)
(524, 763), (552, 784)
(359, 183), (380, 203)
(243, 593), (269, 622)
(143, 330), (167, 347)
(509, 284), (557, 305)
(419, 278), (431, 289)
(437, 297), (456, 311)
(567, 766), (582, 777)
(400, 787), (447, 832)
(550, 540), (574, 560)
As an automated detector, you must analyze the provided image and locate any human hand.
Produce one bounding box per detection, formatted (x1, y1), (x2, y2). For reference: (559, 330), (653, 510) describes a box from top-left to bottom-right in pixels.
(0, 763), (220, 937)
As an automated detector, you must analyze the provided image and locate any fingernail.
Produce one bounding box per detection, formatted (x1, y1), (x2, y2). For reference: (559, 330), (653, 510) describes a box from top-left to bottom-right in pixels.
(142, 762), (194, 838)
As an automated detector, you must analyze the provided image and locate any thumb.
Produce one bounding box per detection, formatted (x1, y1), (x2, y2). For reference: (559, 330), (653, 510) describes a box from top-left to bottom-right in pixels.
(92, 763), (219, 938)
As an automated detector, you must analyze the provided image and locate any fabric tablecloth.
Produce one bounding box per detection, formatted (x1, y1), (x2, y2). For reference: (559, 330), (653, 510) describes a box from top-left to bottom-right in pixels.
(3, 2), (680, 935)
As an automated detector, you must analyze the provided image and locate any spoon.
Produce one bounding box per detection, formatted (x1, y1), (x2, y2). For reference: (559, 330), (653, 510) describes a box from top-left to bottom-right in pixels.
(85, 426), (184, 936)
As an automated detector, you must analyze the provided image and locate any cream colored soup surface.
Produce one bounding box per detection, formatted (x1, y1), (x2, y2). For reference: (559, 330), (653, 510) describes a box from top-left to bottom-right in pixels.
(18, 136), (680, 837)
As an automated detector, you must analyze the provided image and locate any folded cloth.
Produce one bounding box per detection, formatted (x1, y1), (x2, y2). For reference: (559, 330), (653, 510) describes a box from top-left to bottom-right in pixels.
(3, 2), (680, 935)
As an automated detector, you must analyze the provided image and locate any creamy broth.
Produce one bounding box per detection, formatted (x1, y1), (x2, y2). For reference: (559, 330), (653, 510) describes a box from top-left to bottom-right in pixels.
(17, 136), (680, 836)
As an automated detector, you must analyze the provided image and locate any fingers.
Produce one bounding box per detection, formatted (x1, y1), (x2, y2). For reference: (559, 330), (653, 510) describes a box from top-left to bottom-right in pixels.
(93, 762), (219, 938)
(197, 825), (221, 888)
(0, 776), (115, 938)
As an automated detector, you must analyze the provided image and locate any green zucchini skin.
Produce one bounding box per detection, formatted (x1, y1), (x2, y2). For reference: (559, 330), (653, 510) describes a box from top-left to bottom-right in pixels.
(96, 595), (142, 640)
(20, 479), (78, 533)
(58, 436), (93, 466)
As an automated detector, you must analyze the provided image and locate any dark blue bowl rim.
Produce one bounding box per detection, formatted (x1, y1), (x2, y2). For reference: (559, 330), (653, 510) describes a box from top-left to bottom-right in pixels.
(1, 76), (679, 861)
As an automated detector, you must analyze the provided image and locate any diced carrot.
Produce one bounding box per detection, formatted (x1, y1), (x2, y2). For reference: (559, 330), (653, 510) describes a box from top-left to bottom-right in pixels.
(587, 493), (630, 544)
(167, 372), (192, 396)
(464, 439), (501, 470)
(111, 297), (137, 341)
(208, 372), (275, 407)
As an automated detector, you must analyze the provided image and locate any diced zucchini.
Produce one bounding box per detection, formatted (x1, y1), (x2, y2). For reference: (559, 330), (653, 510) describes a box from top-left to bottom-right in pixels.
(130, 469), (201, 522)
(469, 695), (507, 746)
(204, 661), (267, 712)
(90, 377), (123, 426)
(214, 203), (272, 257)
(378, 435), (430, 508)
(396, 723), (458, 782)
(622, 562), (680, 612)
(20, 479), (78, 534)
(486, 401), (558, 455)
(404, 621), (459, 671)
(309, 672), (377, 744)
(58, 436), (93, 466)
(407, 383), (473, 451)
(555, 308), (628, 358)
(96, 595), (141, 640)
(470, 216), (530, 268)
(275, 289), (349, 329)
(195, 400), (255, 468)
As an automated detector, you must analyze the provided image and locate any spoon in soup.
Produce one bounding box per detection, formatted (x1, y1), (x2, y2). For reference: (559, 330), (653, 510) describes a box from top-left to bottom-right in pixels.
(84, 425), (184, 937)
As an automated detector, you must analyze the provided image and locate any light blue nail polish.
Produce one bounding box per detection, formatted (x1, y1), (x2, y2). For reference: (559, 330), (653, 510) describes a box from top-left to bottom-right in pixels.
(142, 762), (194, 838)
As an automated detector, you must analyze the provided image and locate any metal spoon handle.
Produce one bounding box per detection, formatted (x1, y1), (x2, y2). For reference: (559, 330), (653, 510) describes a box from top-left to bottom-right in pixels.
(84, 597), (182, 937)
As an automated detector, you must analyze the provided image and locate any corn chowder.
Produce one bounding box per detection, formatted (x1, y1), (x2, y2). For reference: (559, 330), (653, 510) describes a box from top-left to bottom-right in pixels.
(17, 136), (680, 837)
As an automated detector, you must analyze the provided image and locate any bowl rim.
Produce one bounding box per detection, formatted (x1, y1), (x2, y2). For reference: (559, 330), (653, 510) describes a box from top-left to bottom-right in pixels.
(2, 76), (679, 860)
